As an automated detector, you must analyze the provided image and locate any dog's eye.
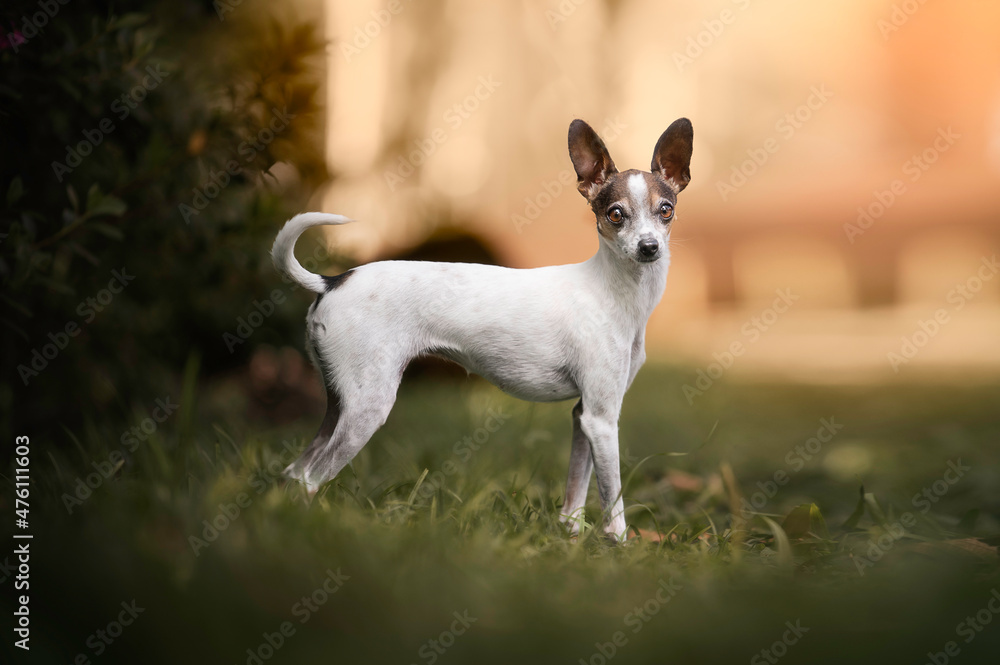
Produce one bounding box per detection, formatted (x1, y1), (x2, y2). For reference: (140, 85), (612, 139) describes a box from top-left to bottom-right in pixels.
(659, 203), (674, 221)
(607, 207), (623, 224)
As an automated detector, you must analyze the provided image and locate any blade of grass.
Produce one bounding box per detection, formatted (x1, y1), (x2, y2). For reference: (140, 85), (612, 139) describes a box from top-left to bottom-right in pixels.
(406, 469), (430, 507)
(762, 516), (793, 568)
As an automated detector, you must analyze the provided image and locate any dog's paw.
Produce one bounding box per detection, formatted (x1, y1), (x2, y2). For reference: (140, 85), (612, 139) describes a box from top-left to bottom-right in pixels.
(559, 511), (586, 538)
(280, 466), (321, 502)
(603, 526), (629, 545)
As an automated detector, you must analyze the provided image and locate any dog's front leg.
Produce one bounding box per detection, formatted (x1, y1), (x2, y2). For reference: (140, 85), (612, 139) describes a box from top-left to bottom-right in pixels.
(560, 399), (593, 535)
(577, 398), (627, 542)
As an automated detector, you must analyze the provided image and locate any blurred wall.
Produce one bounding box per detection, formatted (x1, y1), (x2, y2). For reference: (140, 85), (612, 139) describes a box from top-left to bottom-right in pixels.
(314, 0), (1000, 379)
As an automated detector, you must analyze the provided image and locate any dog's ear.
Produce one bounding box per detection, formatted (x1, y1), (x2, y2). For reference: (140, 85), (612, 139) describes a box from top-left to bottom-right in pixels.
(568, 119), (618, 201)
(651, 118), (693, 192)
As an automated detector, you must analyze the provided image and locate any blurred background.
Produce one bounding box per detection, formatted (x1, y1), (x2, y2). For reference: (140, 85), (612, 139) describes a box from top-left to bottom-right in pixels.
(319, 0), (1000, 382)
(4, 0), (1000, 439)
(3, 1), (1000, 663)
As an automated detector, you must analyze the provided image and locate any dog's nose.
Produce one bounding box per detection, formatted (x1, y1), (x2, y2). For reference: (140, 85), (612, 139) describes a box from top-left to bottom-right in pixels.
(638, 238), (659, 258)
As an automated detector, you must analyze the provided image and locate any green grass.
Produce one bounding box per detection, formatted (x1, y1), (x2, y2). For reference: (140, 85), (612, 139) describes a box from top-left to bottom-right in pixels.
(15, 365), (1000, 664)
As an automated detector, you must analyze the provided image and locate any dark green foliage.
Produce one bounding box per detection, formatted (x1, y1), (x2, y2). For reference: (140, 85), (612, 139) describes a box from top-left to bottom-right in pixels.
(22, 368), (1000, 663)
(0, 0), (329, 443)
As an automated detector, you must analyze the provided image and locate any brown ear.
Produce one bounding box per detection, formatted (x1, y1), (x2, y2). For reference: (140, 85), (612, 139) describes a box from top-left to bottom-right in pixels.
(568, 119), (618, 201)
(650, 118), (693, 192)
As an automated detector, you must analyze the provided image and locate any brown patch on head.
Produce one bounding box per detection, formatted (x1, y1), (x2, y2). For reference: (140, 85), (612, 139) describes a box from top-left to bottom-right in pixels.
(569, 118), (693, 241)
(594, 214), (618, 241)
(643, 171), (679, 218)
(589, 171), (634, 240)
(651, 118), (694, 192)
(588, 170), (678, 238)
(568, 119), (618, 202)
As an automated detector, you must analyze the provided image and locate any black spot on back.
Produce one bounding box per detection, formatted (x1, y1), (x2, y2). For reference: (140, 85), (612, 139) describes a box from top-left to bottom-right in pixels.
(316, 269), (355, 305)
(322, 270), (354, 291)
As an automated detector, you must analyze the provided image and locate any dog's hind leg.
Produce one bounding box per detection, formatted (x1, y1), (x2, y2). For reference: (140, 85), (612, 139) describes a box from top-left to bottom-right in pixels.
(560, 399), (593, 534)
(283, 387), (341, 486)
(296, 357), (405, 495)
(283, 329), (343, 486)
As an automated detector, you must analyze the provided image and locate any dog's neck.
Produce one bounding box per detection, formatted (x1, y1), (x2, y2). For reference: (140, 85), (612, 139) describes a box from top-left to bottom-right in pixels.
(588, 238), (669, 323)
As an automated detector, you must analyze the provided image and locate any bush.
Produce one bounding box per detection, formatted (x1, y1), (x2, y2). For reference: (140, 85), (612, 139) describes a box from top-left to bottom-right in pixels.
(0, 0), (330, 443)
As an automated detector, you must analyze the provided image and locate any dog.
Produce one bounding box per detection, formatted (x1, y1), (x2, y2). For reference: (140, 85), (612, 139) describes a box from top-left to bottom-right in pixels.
(271, 118), (693, 540)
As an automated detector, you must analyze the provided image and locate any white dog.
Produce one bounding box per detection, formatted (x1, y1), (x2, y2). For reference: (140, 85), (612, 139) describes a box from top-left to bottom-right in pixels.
(271, 118), (693, 540)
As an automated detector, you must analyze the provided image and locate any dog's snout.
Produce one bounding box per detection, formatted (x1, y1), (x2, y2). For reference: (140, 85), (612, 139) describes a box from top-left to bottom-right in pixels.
(638, 237), (659, 258)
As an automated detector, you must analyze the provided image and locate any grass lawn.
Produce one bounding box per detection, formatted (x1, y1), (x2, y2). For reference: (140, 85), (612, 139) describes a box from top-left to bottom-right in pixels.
(13, 364), (1000, 664)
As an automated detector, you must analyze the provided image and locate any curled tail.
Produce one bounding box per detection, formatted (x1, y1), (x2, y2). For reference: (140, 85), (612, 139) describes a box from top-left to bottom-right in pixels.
(271, 212), (355, 293)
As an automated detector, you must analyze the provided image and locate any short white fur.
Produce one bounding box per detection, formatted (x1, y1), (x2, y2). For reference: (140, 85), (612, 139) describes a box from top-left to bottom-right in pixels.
(271, 118), (693, 541)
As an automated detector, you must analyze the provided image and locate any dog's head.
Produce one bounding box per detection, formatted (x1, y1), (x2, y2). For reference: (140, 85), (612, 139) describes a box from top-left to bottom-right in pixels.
(568, 118), (693, 265)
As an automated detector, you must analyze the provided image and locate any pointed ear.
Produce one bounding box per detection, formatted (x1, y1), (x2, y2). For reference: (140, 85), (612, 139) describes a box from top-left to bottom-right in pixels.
(651, 118), (693, 192)
(568, 119), (618, 201)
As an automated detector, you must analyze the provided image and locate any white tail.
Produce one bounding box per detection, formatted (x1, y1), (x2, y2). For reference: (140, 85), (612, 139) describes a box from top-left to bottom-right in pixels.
(270, 212), (355, 293)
